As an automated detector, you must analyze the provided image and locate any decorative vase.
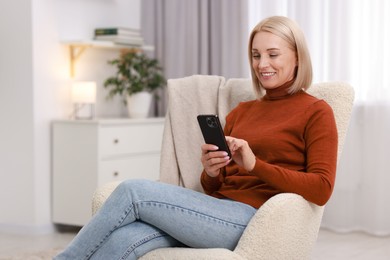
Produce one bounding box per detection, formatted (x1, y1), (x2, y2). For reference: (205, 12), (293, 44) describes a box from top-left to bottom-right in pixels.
(126, 91), (152, 118)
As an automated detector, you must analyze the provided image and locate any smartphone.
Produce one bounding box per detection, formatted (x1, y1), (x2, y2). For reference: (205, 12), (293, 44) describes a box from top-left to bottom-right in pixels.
(197, 114), (231, 158)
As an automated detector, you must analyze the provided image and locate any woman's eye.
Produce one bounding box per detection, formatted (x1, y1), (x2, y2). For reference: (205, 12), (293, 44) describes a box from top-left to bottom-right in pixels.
(252, 54), (260, 60)
(269, 54), (279, 58)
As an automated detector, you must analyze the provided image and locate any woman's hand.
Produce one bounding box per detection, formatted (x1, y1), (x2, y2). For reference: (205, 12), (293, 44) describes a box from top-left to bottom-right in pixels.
(201, 144), (231, 177)
(225, 136), (256, 172)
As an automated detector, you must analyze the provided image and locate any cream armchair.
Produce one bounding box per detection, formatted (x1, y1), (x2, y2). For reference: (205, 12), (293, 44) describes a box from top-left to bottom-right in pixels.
(92, 75), (354, 260)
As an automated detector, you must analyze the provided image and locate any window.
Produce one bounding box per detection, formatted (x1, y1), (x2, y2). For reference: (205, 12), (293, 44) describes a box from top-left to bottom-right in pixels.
(248, 0), (390, 102)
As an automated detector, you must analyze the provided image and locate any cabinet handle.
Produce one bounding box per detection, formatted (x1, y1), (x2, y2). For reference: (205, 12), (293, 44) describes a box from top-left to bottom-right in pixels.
(113, 139), (119, 144)
(113, 171), (119, 177)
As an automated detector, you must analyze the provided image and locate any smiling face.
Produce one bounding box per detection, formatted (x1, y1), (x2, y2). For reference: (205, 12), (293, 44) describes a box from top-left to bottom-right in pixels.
(251, 31), (297, 90)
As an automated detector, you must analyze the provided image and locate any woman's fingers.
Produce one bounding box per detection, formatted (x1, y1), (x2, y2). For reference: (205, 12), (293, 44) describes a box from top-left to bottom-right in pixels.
(225, 136), (242, 153)
(201, 144), (230, 177)
(224, 136), (256, 171)
(201, 144), (218, 154)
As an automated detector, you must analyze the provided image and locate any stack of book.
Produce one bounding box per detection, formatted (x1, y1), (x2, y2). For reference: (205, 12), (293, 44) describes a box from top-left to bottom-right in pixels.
(94, 27), (144, 46)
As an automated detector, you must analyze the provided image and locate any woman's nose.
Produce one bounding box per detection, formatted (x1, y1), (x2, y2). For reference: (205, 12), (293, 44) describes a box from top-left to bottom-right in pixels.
(258, 57), (269, 69)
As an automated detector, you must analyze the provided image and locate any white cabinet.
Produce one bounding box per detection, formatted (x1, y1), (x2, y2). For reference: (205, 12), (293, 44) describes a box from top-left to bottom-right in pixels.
(52, 118), (165, 226)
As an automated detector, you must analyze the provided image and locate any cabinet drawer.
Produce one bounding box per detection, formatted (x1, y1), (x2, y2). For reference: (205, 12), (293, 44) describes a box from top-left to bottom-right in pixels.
(99, 123), (164, 158)
(98, 153), (161, 185)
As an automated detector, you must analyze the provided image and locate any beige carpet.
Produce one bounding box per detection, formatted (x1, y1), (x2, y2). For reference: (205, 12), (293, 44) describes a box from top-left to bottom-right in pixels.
(0, 248), (62, 260)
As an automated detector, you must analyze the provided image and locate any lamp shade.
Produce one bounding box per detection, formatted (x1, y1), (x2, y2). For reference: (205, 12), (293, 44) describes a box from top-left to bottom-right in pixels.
(71, 81), (97, 103)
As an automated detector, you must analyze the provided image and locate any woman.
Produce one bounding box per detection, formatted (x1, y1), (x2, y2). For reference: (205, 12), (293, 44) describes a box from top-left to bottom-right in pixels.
(55, 16), (337, 260)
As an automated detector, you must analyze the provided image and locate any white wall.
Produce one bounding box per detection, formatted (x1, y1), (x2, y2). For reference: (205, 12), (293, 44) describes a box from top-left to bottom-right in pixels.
(0, 0), (35, 229)
(0, 0), (140, 233)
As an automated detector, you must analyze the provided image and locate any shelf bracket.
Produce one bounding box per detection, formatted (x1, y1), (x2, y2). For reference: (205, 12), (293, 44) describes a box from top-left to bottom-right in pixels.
(69, 45), (88, 78)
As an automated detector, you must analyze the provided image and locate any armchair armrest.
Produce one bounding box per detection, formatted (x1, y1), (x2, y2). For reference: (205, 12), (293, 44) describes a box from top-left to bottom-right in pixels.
(234, 193), (324, 260)
(141, 248), (244, 260)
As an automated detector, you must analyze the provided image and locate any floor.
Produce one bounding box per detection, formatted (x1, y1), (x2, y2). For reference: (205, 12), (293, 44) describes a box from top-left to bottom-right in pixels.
(313, 228), (390, 259)
(0, 228), (389, 259)
(0, 226), (79, 258)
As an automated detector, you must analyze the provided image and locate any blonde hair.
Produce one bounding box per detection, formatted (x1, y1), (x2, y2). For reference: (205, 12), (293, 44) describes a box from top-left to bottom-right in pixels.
(248, 16), (312, 98)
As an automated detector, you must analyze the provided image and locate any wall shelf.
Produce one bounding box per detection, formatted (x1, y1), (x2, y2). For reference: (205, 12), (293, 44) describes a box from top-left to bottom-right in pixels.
(62, 40), (155, 77)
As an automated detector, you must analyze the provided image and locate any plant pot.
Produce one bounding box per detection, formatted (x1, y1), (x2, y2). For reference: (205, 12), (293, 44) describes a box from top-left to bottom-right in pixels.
(126, 92), (152, 118)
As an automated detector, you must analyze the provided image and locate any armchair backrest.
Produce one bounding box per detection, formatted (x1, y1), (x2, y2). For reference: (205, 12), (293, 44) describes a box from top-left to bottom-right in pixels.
(306, 82), (354, 161)
(159, 75), (354, 192)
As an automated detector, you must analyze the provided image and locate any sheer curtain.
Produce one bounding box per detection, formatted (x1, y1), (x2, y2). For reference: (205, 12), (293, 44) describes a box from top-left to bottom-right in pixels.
(141, 0), (249, 116)
(249, 0), (390, 235)
(141, 0), (390, 235)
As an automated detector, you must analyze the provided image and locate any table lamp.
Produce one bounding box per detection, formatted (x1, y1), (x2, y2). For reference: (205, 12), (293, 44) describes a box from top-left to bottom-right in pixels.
(71, 81), (97, 119)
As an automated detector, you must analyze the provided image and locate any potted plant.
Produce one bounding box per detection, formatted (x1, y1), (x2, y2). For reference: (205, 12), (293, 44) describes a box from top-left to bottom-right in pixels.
(104, 51), (166, 118)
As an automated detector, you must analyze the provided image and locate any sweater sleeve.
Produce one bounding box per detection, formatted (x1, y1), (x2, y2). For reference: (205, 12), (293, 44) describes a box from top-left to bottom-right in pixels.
(250, 100), (338, 206)
(200, 170), (223, 195)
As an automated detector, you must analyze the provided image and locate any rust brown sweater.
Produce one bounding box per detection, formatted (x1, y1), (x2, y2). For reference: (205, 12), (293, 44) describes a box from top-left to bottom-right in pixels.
(201, 85), (338, 208)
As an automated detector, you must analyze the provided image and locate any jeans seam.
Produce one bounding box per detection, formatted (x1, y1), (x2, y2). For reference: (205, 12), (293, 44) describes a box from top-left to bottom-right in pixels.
(85, 203), (135, 259)
(119, 232), (166, 260)
(137, 201), (247, 229)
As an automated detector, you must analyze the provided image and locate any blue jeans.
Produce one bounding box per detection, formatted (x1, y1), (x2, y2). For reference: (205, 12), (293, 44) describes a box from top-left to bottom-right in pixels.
(54, 179), (257, 260)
